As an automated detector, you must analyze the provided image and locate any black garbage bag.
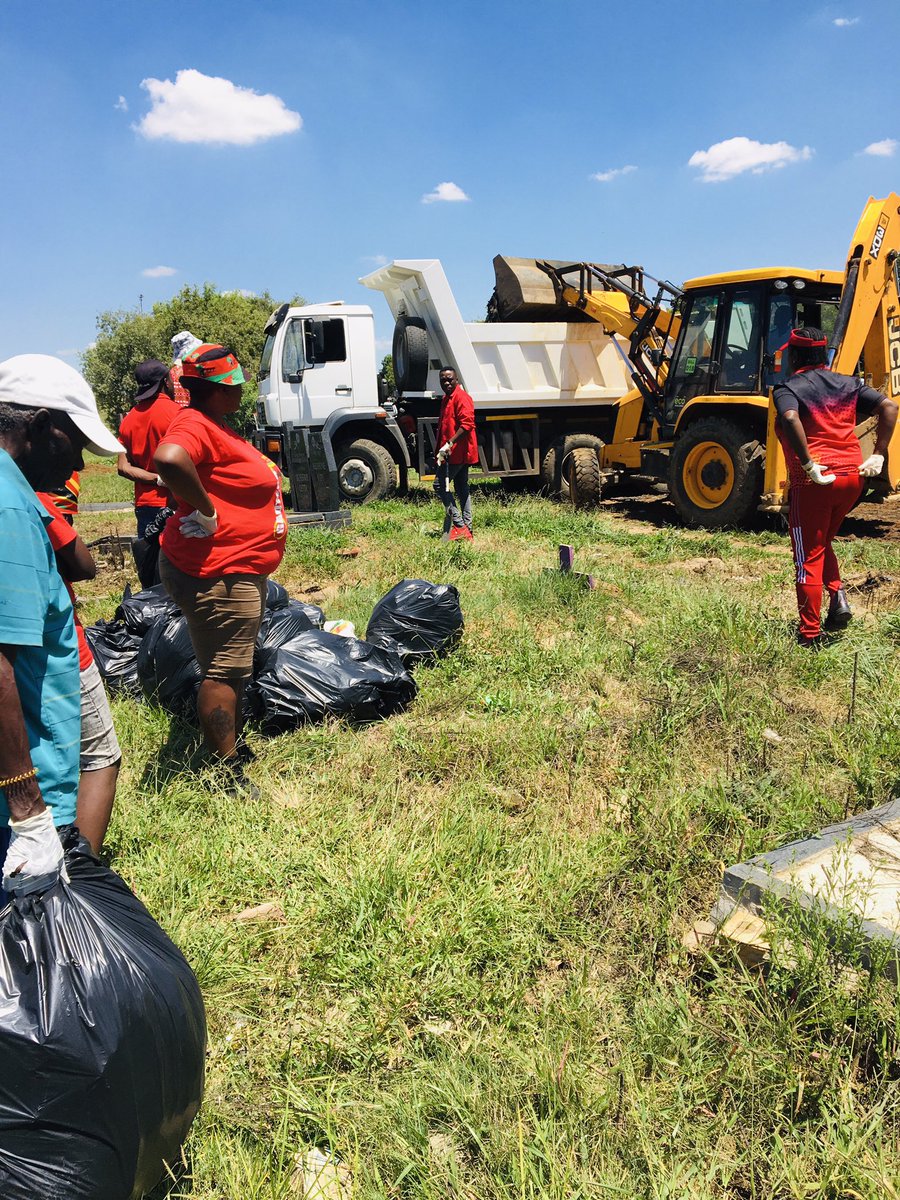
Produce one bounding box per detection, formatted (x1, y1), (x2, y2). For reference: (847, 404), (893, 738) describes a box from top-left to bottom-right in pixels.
(0, 828), (206, 1200)
(85, 619), (144, 700)
(131, 506), (175, 589)
(366, 579), (464, 668)
(250, 630), (416, 733)
(266, 579), (290, 611)
(255, 600), (326, 671)
(137, 613), (201, 716)
(115, 582), (180, 639)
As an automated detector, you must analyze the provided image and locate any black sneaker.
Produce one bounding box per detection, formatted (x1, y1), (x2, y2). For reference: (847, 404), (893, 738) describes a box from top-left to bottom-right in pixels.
(824, 588), (852, 631)
(216, 755), (261, 800)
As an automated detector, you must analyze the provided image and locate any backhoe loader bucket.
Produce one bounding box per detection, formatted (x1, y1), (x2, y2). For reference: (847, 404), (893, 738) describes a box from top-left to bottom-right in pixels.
(489, 256), (629, 322)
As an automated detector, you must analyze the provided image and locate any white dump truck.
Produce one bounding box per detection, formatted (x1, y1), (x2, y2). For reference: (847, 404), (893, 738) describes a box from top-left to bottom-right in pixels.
(254, 257), (632, 505)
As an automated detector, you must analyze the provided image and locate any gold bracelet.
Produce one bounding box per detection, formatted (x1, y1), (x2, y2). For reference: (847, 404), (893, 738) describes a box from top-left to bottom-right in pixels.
(0, 767), (38, 789)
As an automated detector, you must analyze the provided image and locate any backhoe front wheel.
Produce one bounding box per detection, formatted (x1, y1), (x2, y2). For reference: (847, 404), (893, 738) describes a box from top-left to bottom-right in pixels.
(336, 439), (397, 503)
(668, 418), (763, 529)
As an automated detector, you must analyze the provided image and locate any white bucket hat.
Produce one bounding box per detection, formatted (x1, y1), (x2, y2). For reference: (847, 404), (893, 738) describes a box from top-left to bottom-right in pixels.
(171, 331), (202, 361)
(0, 354), (123, 455)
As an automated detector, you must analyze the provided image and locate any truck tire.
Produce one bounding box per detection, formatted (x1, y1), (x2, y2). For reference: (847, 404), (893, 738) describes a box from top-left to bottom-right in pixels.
(668, 417), (763, 529)
(336, 438), (397, 503)
(392, 316), (429, 392)
(569, 446), (603, 508)
(541, 434), (604, 501)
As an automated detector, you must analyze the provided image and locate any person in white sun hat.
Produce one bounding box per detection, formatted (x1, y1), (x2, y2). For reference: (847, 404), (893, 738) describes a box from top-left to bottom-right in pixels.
(0, 354), (122, 898)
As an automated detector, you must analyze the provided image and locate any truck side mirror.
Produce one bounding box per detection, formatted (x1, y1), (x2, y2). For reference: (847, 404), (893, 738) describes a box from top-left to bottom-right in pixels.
(304, 320), (326, 367)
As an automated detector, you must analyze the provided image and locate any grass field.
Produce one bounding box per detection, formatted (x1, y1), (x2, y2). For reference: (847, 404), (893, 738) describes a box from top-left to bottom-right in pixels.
(74, 464), (900, 1200)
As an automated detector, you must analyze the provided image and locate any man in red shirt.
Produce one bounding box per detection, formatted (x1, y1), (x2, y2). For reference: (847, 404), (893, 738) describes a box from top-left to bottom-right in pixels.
(118, 359), (181, 537)
(774, 327), (897, 646)
(434, 366), (478, 541)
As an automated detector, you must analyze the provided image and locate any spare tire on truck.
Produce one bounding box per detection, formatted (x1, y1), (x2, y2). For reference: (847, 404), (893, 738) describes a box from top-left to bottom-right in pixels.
(392, 315), (429, 392)
(541, 434), (605, 503)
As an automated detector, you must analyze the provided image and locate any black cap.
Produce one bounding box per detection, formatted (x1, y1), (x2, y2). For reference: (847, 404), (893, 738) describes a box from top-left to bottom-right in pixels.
(134, 359), (169, 403)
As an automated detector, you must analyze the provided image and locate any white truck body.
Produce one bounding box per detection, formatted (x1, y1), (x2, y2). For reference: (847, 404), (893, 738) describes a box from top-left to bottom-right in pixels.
(361, 258), (630, 408)
(256, 258), (632, 505)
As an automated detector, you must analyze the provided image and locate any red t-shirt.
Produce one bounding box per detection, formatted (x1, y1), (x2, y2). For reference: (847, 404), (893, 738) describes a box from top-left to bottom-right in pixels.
(159, 408), (288, 577)
(168, 363), (191, 408)
(119, 393), (181, 507)
(774, 367), (884, 486)
(437, 385), (479, 465)
(36, 494), (93, 670)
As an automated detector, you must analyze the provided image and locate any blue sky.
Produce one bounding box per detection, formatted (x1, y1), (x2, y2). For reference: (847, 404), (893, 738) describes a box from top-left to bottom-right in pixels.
(0, 0), (897, 366)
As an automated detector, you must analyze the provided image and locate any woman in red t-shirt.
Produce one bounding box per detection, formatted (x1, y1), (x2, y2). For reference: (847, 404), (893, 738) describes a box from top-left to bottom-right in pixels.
(154, 345), (287, 783)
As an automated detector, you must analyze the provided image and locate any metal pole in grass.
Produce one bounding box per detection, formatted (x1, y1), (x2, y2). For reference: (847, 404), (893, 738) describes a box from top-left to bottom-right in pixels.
(848, 651), (859, 724)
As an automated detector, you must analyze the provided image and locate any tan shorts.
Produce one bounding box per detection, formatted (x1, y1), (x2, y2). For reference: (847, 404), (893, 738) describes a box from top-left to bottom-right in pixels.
(81, 659), (122, 771)
(159, 554), (267, 681)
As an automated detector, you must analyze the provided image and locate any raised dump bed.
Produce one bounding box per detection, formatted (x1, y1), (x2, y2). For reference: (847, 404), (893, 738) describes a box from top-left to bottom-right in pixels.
(361, 258), (630, 410)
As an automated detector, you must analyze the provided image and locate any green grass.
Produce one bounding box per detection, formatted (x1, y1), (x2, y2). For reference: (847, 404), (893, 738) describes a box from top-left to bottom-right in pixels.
(74, 471), (900, 1200)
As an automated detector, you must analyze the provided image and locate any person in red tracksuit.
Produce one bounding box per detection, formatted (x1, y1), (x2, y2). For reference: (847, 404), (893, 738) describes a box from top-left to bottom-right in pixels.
(434, 366), (478, 541)
(774, 327), (897, 647)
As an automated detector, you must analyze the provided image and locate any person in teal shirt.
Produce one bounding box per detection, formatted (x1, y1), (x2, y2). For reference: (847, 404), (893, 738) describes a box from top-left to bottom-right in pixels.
(0, 354), (123, 896)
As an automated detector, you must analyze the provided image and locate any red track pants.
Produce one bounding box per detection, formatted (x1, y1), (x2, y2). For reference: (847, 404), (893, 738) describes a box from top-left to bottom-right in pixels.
(788, 472), (862, 639)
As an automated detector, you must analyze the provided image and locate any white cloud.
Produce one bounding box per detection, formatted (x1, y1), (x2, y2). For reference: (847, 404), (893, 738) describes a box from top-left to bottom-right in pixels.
(833, 17), (859, 26)
(363, 254), (389, 266)
(688, 136), (813, 182)
(114, 95), (128, 112)
(142, 265), (177, 278)
(862, 138), (897, 157)
(590, 164), (637, 183)
(136, 69), (301, 145)
(54, 348), (82, 359)
(422, 181), (470, 204)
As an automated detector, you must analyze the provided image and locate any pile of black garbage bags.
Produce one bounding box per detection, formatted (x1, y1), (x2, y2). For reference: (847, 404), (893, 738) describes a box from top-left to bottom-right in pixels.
(86, 578), (464, 733)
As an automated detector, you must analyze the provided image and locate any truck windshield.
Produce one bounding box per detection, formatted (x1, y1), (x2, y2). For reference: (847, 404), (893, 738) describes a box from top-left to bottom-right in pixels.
(258, 333), (275, 384)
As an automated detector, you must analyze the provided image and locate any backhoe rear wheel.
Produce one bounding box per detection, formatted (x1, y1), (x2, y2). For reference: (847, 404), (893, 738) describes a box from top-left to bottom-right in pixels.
(541, 434), (604, 501)
(668, 417), (762, 529)
(569, 446), (603, 508)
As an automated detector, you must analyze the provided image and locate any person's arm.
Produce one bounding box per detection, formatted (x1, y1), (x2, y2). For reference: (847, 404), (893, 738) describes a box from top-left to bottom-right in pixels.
(116, 452), (158, 485)
(0, 646), (45, 822)
(872, 395), (898, 457)
(54, 535), (96, 582)
(154, 443), (215, 516)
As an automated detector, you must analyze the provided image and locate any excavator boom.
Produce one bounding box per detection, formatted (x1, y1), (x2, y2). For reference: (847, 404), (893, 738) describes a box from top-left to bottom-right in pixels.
(830, 194), (900, 409)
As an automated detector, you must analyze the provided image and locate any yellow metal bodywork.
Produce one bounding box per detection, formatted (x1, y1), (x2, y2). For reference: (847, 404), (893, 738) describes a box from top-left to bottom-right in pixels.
(684, 267), (844, 290)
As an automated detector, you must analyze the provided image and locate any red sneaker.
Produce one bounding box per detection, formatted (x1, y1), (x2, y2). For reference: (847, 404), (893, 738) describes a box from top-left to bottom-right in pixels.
(462, 527), (474, 540)
(448, 526), (466, 541)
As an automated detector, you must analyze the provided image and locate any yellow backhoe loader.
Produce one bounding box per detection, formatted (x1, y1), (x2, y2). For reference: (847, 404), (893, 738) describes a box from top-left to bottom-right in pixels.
(541, 193), (900, 527)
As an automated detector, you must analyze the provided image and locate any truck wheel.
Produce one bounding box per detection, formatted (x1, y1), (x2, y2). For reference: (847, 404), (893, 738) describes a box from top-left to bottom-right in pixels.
(392, 316), (429, 392)
(337, 439), (397, 503)
(669, 418), (763, 529)
(541, 434), (604, 500)
(569, 446), (603, 508)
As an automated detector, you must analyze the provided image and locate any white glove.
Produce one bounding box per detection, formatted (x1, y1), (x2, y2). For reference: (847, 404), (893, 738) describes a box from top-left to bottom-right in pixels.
(155, 475), (166, 488)
(802, 460), (836, 486)
(3, 809), (68, 895)
(436, 442), (453, 465)
(859, 453), (885, 478)
(179, 508), (218, 538)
